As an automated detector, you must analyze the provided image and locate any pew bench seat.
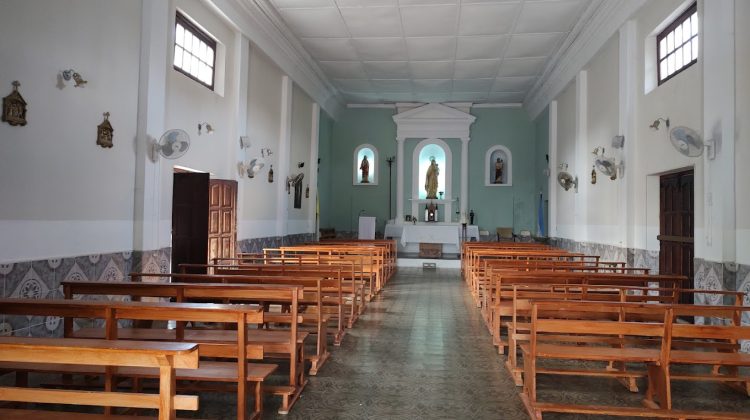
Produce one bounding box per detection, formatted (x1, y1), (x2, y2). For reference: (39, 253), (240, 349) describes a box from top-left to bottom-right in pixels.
(0, 409), (204, 420)
(520, 401), (750, 420)
(0, 360), (277, 383)
(520, 343), (660, 363)
(72, 327), (309, 347)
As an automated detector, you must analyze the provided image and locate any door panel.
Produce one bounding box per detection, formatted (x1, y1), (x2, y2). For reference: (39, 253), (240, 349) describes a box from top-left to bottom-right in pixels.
(207, 180), (237, 263)
(658, 170), (694, 304)
(172, 172), (209, 274)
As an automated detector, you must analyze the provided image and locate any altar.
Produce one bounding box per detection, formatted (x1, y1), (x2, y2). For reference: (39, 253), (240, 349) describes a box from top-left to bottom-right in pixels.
(384, 222), (479, 255)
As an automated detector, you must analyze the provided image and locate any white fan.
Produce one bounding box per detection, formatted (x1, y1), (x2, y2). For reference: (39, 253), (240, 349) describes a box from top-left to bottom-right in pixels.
(238, 158), (265, 178)
(151, 129), (190, 161)
(593, 147), (618, 180)
(557, 171), (578, 191)
(669, 126), (704, 157)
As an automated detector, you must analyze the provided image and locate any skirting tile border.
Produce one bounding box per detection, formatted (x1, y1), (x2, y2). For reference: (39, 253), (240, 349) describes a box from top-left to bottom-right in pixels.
(237, 232), (317, 253)
(549, 237), (659, 273)
(0, 247), (171, 338)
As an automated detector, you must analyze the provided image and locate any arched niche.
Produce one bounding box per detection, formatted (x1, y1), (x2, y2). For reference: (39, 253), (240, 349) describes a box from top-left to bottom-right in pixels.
(412, 138), (452, 199)
(353, 143), (378, 185)
(485, 145), (512, 186)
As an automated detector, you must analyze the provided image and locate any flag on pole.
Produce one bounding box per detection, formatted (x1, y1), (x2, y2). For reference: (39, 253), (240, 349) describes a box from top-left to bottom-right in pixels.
(537, 191), (545, 237)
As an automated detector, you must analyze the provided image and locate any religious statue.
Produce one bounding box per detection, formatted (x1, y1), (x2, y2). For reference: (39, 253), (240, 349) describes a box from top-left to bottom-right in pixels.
(360, 155), (369, 183)
(494, 158), (504, 184)
(425, 157), (439, 199)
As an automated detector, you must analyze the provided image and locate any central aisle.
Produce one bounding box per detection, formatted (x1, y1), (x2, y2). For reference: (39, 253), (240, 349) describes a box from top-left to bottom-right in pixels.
(272, 267), (527, 419)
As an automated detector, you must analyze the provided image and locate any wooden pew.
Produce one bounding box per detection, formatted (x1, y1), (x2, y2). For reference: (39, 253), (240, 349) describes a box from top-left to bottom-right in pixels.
(60, 281), (307, 414)
(125, 273), (338, 372)
(194, 263), (364, 329)
(0, 299), (272, 419)
(487, 271), (685, 354)
(520, 301), (750, 419)
(0, 337), (200, 420)
(505, 284), (744, 386)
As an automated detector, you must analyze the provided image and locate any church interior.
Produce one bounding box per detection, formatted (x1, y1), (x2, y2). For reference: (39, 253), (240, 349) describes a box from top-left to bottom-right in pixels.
(0, 0), (749, 418)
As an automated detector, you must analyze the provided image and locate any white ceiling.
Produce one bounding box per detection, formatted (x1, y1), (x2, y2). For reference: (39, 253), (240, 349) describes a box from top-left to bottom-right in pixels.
(266, 0), (592, 104)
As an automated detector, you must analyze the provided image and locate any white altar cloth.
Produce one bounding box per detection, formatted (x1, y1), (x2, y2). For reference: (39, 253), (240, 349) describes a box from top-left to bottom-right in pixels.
(384, 223), (479, 244)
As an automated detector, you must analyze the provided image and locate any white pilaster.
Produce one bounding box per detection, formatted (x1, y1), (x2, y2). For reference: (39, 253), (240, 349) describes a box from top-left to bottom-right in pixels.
(276, 75), (293, 237)
(396, 137), (405, 223)
(133, 0), (171, 251)
(548, 101), (558, 238)
(574, 70), (588, 243)
(309, 103), (320, 235)
(701, 0), (736, 263)
(618, 20), (637, 250)
(460, 137), (470, 217)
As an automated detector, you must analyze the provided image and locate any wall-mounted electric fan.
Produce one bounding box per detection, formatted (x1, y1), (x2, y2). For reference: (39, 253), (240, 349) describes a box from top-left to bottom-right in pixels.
(151, 129), (190, 162)
(669, 126), (713, 158)
(557, 164), (578, 192)
(238, 158), (265, 178)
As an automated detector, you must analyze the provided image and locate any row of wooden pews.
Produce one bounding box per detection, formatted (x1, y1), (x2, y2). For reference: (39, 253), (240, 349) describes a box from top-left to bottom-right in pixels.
(461, 241), (750, 419)
(0, 239), (396, 419)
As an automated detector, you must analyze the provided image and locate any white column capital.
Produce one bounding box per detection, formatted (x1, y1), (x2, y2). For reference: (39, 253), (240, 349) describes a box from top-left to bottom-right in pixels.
(396, 136), (406, 143)
(461, 137), (471, 143)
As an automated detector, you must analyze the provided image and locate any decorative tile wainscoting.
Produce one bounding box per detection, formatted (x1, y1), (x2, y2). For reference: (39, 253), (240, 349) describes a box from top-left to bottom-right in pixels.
(0, 248), (171, 338)
(237, 233), (316, 253)
(549, 237), (659, 273)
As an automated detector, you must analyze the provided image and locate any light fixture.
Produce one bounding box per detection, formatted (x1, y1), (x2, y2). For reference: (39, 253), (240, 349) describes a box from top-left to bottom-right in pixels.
(197, 122), (213, 135)
(649, 117), (670, 130)
(61, 69), (87, 87)
(261, 148), (272, 158)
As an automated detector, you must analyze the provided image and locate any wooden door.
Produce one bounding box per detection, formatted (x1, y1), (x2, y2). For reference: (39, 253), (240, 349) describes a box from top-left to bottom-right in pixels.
(172, 172), (209, 273)
(658, 170), (694, 303)
(208, 179), (237, 265)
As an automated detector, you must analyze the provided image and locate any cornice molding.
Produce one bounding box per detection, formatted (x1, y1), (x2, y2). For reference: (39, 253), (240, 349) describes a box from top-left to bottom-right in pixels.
(525, 0), (647, 120)
(209, 0), (344, 119)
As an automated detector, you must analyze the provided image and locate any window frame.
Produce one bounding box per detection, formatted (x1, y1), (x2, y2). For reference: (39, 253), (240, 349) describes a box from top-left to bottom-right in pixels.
(174, 11), (217, 91)
(656, 2), (698, 86)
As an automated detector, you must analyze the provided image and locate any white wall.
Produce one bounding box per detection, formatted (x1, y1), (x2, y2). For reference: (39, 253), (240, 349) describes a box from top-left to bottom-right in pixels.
(238, 45), (284, 239)
(554, 81), (577, 239)
(736, 0), (750, 265)
(585, 35), (621, 246)
(633, 0), (703, 252)
(287, 84), (313, 234)
(551, 0), (706, 255)
(0, 0), (141, 262)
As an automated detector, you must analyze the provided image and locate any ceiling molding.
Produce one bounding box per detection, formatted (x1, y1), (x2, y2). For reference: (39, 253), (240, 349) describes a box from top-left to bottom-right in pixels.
(209, 0), (344, 119)
(524, 0), (647, 120)
(393, 103), (476, 140)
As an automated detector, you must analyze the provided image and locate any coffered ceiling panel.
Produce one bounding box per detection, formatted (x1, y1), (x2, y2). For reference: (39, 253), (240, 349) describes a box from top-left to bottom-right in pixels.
(267, 0), (594, 104)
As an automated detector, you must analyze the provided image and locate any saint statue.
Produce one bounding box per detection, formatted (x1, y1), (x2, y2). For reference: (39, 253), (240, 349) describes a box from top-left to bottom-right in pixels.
(360, 155), (370, 183)
(494, 158), (504, 184)
(425, 157), (439, 199)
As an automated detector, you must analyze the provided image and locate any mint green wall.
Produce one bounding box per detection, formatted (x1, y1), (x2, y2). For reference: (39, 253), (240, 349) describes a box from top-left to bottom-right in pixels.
(325, 108), (397, 233)
(534, 107), (550, 236)
(317, 111), (334, 230)
(320, 106), (540, 236)
(468, 108), (537, 234)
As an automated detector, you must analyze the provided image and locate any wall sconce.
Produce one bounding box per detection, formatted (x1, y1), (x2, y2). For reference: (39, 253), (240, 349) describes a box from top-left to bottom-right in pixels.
(197, 122), (213, 135)
(261, 148), (272, 158)
(649, 117), (670, 130)
(239, 136), (251, 149)
(61, 69), (87, 87)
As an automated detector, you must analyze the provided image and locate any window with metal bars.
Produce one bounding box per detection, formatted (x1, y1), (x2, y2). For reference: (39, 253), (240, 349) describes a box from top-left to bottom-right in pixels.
(657, 3), (698, 85)
(173, 12), (216, 90)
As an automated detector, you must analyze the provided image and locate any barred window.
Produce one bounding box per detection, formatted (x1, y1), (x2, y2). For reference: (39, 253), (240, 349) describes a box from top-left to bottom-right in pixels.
(174, 12), (216, 90)
(657, 3), (698, 85)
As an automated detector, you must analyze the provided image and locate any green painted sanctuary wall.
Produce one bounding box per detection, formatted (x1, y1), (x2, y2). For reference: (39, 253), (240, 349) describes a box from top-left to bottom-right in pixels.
(317, 111), (334, 230)
(319, 106), (541, 236)
(325, 108), (397, 234)
(467, 108), (537, 234)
